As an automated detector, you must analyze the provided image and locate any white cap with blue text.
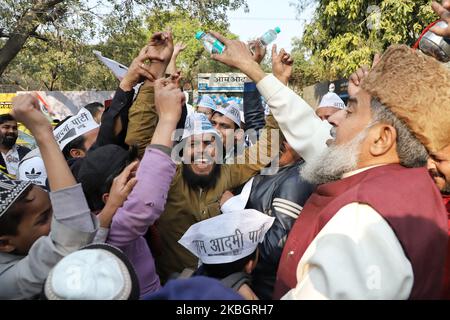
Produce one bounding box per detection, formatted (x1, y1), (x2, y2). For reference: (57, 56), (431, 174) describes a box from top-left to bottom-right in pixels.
(197, 95), (217, 111)
(318, 91), (346, 110)
(178, 209), (275, 264)
(214, 101), (242, 128)
(318, 84), (346, 110)
(182, 112), (220, 140)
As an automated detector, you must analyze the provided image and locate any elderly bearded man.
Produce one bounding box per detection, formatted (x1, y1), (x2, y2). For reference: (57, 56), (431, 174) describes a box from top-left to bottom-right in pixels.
(271, 46), (450, 300)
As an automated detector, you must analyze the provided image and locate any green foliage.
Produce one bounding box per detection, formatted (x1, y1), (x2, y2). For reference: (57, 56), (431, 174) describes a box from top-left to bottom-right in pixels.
(291, 0), (438, 87)
(0, 0), (247, 90)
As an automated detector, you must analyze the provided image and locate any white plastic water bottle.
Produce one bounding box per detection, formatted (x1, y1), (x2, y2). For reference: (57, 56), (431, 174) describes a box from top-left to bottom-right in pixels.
(195, 31), (225, 54)
(259, 27), (281, 46)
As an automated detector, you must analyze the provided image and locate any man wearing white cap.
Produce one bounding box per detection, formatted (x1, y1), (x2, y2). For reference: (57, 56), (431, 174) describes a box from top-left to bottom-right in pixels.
(179, 209), (275, 299)
(315, 83), (346, 121)
(196, 95), (217, 121)
(126, 93), (280, 283)
(211, 101), (244, 161)
(53, 107), (100, 161)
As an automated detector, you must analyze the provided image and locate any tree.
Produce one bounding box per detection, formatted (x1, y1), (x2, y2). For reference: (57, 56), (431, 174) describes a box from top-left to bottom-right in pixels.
(291, 0), (438, 87)
(144, 9), (239, 90)
(0, 0), (248, 79)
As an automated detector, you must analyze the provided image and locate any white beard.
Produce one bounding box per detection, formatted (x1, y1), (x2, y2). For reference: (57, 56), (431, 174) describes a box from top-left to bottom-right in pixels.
(300, 129), (368, 185)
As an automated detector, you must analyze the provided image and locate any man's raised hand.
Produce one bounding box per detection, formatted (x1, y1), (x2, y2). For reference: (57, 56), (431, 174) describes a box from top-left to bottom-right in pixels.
(154, 75), (185, 124)
(347, 53), (381, 97)
(107, 161), (139, 209)
(272, 45), (294, 85)
(146, 31), (175, 80)
(173, 43), (187, 57)
(11, 94), (52, 136)
(120, 45), (157, 91)
(209, 31), (267, 83)
(249, 40), (267, 65)
(209, 32), (255, 70)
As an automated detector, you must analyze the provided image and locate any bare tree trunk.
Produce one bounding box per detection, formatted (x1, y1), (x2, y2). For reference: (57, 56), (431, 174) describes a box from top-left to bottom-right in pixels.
(0, 0), (65, 76)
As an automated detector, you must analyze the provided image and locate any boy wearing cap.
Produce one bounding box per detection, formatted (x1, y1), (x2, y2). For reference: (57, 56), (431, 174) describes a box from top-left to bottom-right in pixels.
(211, 101), (245, 162)
(179, 209), (274, 300)
(0, 94), (99, 299)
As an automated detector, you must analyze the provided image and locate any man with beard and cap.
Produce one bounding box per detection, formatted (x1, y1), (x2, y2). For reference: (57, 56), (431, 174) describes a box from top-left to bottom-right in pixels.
(125, 79), (280, 282)
(208, 31), (450, 299)
(75, 77), (184, 298)
(271, 45), (450, 300)
(0, 114), (31, 178)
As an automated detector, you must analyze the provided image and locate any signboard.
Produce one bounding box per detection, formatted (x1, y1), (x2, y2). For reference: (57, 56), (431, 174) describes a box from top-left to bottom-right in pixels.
(198, 73), (249, 93)
(0, 93), (16, 115)
(18, 91), (114, 119)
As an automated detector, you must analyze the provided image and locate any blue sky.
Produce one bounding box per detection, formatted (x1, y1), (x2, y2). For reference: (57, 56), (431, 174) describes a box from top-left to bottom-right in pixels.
(227, 0), (316, 52)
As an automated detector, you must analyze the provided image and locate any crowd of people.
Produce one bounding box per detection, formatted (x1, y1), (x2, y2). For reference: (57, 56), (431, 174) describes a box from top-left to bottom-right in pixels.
(0, 0), (449, 300)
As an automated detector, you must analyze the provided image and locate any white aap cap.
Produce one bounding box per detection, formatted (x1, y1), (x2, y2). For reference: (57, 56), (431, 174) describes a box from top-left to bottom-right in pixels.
(53, 107), (99, 150)
(197, 95), (217, 111)
(318, 92), (346, 110)
(178, 209), (275, 264)
(214, 101), (242, 128)
(182, 112), (220, 141)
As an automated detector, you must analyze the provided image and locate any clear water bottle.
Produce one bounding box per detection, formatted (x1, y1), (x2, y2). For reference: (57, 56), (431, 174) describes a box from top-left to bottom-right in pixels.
(259, 27), (281, 46)
(195, 31), (225, 54)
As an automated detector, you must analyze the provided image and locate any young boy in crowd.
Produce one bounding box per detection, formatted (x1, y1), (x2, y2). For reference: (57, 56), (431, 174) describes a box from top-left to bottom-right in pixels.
(0, 94), (100, 299)
(179, 209), (274, 300)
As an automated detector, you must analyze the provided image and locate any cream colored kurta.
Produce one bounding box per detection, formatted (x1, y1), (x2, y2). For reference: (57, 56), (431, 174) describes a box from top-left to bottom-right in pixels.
(282, 166), (414, 300)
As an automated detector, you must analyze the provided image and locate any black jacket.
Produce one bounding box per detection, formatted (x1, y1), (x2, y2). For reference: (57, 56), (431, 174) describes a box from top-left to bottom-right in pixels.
(92, 86), (135, 151)
(246, 162), (315, 299)
(90, 85), (187, 152)
(70, 86), (136, 177)
(243, 82), (265, 142)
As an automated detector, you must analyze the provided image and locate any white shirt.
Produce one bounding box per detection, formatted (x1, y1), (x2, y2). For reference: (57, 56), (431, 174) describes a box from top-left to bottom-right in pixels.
(281, 166), (414, 300)
(256, 74), (332, 163)
(1, 145), (20, 177)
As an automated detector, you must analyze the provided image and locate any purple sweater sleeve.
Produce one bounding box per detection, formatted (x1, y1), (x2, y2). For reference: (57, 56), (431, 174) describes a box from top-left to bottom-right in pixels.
(107, 146), (176, 247)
